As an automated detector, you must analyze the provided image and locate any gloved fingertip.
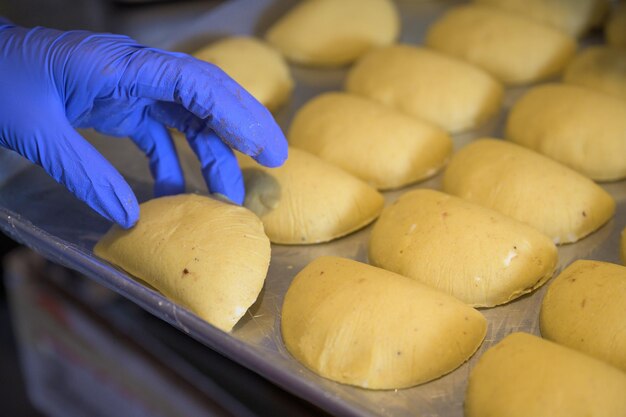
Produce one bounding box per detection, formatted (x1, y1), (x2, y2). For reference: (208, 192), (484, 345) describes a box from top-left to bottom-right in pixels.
(189, 131), (245, 206)
(132, 122), (186, 200)
(34, 119), (141, 229)
(118, 206), (140, 230)
(226, 188), (245, 206)
(108, 192), (140, 230)
(254, 145), (288, 168)
(210, 177), (244, 206)
(92, 178), (139, 229)
(64, 160), (140, 229)
(252, 128), (288, 167)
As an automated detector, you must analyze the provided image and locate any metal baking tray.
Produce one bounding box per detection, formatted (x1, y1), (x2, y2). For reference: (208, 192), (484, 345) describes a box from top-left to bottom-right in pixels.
(1, 1), (624, 416)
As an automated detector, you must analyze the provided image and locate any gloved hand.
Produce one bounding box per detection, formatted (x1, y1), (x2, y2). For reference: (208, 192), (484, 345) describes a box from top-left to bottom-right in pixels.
(0, 21), (287, 228)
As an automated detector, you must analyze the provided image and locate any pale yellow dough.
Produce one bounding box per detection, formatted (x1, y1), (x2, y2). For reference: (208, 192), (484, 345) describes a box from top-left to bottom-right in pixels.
(193, 36), (293, 112)
(564, 46), (626, 101)
(281, 256), (487, 389)
(94, 194), (270, 332)
(238, 147), (384, 244)
(443, 139), (615, 244)
(426, 5), (576, 85)
(506, 83), (626, 181)
(540, 260), (626, 372)
(345, 45), (503, 133)
(265, 0), (399, 67)
(473, 0), (608, 37)
(465, 333), (626, 417)
(368, 189), (557, 307)
(606, 3), (626, 47)
(288, 92), (453, 190)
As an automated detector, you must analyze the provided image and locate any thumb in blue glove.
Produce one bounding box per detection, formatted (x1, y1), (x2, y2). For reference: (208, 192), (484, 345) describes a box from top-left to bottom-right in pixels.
(0, 22), (288, 228)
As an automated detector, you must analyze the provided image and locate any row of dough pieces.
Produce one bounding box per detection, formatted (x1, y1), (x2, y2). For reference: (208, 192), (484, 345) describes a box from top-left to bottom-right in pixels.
(194, 2), (626, 184)
(186, 0), (625, 331)
(94, 0), (624, 412)
(254, 0), (625, 69)
(94, 195), (626, 416)
(94, 104), (625, 413)
(194, 19), (626, 247)
(95, 135), (623, 321)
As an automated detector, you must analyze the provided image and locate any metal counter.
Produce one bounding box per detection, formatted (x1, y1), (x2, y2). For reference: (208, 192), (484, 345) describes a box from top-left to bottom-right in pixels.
(1, 1), (625, 416)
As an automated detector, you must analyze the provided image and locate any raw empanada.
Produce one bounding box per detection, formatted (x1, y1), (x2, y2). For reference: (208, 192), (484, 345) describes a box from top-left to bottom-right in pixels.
(282, 256), (486, 389)
(465, 333), (626, 417)
(265, 0), (399, 67)
(564, 46), (626, 102)
(94, 194), (270, 332)
(506, 83), (626, 181)
(238, 147), (384, 244)
(473, 0), (608, 37)
(443, 139), (615, 244)
(540, 260), (626, 372)
(288, 92), (452, 190)
(368, 189), (557, 306)
(194, 36), (293, 112)
(426, 5), (576, 85)
(345, 45), (503, 133)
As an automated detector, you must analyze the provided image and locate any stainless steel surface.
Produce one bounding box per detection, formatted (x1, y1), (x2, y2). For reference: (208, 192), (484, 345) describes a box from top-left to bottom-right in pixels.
(1, 1), (625, 416)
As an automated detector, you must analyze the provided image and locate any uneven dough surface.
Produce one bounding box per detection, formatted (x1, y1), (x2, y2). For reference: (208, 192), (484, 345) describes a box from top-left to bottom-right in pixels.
(265, 0), (399, 67)
(473, 0), (608, 37)
(194, 36), (293, 112)
(94, 194), (270, 332)
(282, 256), (487, 389)
(238, 147), (384, 244)
(506, 83), (626, 181)
(288, 92), (453, 190)
(345, 45), (503, 133)
(465, 333), (626, 417)
(606, 3), (626, 47)
(443, 139), (615, 244)
(564, 46), (626, 101)
(426, 5), (576, 85)
(540, 260), (626, 372)
(368, 189), (557, 307)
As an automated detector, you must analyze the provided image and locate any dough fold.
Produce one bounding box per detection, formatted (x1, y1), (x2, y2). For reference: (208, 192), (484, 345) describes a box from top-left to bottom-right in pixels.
(94, 194), (271, 332)
(282, 256), (487, 389)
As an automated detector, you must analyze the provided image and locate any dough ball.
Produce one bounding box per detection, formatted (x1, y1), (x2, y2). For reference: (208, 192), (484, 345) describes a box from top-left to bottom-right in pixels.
(345, 45), (503, 133)
(281, 256), (487, 389)
(606, 3), (626, 47)
(94, 194), (270, 332)
(506, 83), (626, 181)
(564, 46), (626, 101)
(473, 0), (608, 37)
(540, 260), (626, 372)
(426, 5), (576, 85)
(368, 189), (557, 307)
(443, 139), (615, 245)
(288, 92), (453, 190)
(238, 147), (384, 244)
(265, 0), (399, 67)
(465, 333), (626, 417)
(193, 36), (293, 112)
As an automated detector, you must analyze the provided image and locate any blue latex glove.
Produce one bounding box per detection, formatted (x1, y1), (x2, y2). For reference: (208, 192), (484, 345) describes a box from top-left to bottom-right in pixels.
(0, 21), (287, 228)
